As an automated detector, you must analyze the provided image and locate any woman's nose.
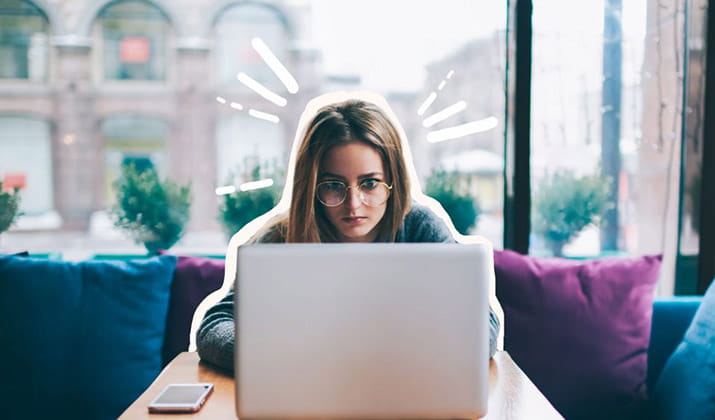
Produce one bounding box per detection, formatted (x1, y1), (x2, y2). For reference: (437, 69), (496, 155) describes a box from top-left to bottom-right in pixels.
(344, 186), (362, 209)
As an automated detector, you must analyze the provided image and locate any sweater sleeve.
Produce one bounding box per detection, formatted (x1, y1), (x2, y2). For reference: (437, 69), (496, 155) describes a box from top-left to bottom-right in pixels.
(196, 225), (283, 371)
(196, 287), (236, 372)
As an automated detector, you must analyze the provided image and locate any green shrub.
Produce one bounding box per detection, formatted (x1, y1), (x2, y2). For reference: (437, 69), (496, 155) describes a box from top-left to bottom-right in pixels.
(218, 161), (283, 238)
(110, 163), (192, 254)
(425, 169), (480, 235)
(0, 182), (22, 235)
(532, 170), (611, 257)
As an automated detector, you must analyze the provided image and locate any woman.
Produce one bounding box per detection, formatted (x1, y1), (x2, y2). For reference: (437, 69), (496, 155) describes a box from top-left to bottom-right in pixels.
(197, 94), (501, 371)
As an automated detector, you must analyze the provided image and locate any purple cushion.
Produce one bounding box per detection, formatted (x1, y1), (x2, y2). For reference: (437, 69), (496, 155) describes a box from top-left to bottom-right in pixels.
(494, 250), (661, 420)
(161, 255), (224, 365)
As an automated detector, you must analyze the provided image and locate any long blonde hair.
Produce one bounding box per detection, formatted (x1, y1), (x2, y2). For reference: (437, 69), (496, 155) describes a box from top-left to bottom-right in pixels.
(257, 99), (411, 243)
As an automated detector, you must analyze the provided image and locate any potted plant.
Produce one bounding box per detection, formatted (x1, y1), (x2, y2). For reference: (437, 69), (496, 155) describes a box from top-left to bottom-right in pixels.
(0, 181), (22, 243)
(110, 163), (192, 254)
(424, 169), (480, 235)
(218, 160), (283, 239)
(532, 170), (611, 257)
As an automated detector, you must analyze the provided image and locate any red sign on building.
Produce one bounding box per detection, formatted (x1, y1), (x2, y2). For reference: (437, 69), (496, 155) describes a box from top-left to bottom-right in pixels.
(120, 37), (150, 63)
(2, 173), (26, 190)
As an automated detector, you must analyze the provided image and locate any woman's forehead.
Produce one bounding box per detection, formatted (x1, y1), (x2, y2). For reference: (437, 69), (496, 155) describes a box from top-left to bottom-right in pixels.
(320, 142), (386, 176)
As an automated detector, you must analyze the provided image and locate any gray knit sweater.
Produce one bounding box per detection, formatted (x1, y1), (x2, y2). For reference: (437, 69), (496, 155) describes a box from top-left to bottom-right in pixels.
(197, 204), (500, 371)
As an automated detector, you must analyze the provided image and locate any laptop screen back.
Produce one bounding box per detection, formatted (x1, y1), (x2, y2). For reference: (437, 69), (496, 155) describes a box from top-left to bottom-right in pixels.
(236, 243), (490, 419)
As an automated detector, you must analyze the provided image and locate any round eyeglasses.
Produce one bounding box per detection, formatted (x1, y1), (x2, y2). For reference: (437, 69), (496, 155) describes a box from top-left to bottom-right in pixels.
(316, 180), (393, 207)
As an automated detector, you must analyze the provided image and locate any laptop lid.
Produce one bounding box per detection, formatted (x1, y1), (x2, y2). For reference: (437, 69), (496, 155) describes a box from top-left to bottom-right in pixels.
(236, 243), (490, 420)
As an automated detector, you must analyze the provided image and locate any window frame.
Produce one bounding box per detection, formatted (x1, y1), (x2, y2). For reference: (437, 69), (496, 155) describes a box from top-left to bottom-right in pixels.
(695, 0), (715, 293)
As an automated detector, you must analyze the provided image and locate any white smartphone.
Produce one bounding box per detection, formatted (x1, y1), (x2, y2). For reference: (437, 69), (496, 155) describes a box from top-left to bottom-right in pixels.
(147, 383), (214, 413)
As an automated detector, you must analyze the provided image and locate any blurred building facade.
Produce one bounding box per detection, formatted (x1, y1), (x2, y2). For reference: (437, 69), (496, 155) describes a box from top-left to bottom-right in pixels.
(0, 0), (323, 231)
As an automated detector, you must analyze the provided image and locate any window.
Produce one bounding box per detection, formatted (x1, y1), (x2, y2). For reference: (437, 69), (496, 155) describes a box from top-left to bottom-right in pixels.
(0, 0), (49, 80)
(214, 3), (287, 87)
(96, 0), (170, 81)
(1, 0), (709, 287)
(306, 1), (507, 246)
(676, 0), (707, 292)
(529, 0), (680, 263)
(0, 115), (53, 214)
(216, 114), (284, 187)
(102, 115), (168, 205)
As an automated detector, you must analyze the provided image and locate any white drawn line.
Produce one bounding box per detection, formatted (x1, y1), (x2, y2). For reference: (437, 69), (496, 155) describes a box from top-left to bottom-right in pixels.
(248, 109), (280, 123)
(417, 92), (437, 116)
(426, 117), (499, 143)
(239, 178), (274, 191)
(438, 80), (446, 91)
(215, 185), (236, 195)
(423, 101), (467, 128)
(216, 96), (227, 104)
(230, 102), (244, 110)
(252, 37), (299, 94)
(446, 70), (454, 79)
(237, 72), (288, 107)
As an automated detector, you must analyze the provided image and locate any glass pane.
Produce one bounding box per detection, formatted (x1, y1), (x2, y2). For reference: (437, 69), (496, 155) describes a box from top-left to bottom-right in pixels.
(215, 114), (284, 186)
(213, 1), (508, 245)
(214, 3), (286, 87)
(98, 0), (169, 81)
(0, 0), (49, 80)
(0, 1), (507, 254)
(0, 116), (52, 213)
(530, 0), (685, 267)
(310, 1), (507, 246)
(102, 115), (169, 205)
(679, 0), (706, 257)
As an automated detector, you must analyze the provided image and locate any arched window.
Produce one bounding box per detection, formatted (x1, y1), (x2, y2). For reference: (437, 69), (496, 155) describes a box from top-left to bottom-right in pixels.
(95, 0), (171, 81)
(0, 0), (49, 80)
(215, 114), (284, 186)
(0, 115), (53, 213)
(214, 3), (287, 87)
(102, 115), (168, 204)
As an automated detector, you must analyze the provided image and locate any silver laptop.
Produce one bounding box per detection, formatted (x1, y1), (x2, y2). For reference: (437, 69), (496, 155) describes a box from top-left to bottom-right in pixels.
(235, 243), (490, 420)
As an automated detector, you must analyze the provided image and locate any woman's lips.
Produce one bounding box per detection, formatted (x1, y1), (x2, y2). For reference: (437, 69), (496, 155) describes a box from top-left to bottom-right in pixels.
(342, 216), (366, 225)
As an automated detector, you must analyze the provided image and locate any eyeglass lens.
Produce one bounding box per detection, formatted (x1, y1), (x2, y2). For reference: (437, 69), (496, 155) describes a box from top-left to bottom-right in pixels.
(317, 181), (390, 207)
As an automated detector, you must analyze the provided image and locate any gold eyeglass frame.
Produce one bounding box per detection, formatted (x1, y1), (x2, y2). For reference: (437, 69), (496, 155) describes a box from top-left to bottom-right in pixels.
(315, 180), (393, 207)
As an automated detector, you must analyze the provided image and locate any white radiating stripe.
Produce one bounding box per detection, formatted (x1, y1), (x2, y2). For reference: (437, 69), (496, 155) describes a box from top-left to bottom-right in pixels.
(215, 185), (236, 195)
(237, 72), (287, 107)
(426, 117), (499, 143)
(417, 92), (437, 116)
(239, 178), (274, 192)
(251, 37), (299, 94)
(438, 80), (446, 91)
(248, 109), (280, 123)
(423, 101), (467, 128)
(216, 96), (227, 104)
(446, 70), (455, 79)
(230, 102), (243, 110)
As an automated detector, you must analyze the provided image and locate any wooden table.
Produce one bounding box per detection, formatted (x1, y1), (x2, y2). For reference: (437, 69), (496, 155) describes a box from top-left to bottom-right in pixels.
(119, 352), (562, 420)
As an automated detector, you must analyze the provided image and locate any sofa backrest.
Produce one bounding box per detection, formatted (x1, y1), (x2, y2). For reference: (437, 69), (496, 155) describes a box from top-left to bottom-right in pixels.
(647, 297), (702, 392)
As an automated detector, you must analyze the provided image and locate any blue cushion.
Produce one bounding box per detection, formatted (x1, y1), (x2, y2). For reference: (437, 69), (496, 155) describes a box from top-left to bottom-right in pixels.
(0, 255), (177, 420)
(652, 280), (715, 419)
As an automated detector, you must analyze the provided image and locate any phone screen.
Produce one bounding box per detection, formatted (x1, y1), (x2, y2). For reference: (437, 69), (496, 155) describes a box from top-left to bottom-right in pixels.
(154, 385), (210, 404)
